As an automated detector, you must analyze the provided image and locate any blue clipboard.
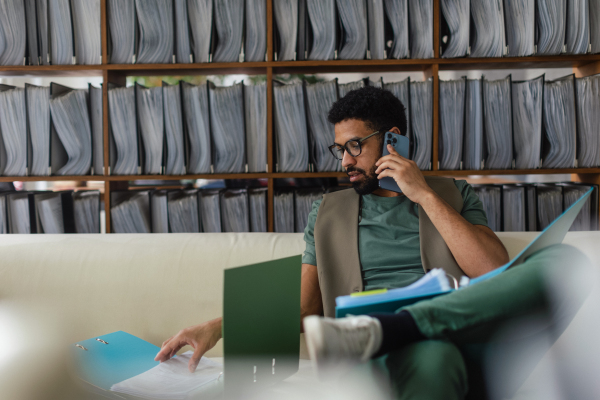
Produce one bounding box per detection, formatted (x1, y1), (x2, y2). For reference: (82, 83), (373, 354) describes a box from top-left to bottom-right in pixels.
(71, 331), (161, 391)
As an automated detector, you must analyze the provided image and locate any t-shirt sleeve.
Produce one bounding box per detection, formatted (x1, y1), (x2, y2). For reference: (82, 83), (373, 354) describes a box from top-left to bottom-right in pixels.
(454, 180), (489, 228)
(302, 198), (322, 266)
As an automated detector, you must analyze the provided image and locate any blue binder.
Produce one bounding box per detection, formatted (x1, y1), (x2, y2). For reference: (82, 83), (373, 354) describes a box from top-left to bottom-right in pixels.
(70, 331), (161, 391)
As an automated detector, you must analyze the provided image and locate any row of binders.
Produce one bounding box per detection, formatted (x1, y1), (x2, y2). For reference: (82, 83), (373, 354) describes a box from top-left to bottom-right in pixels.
(441, 0), (600, 58)
(110, 186), (325, 233)
(110, 187), (267, 233)
(108, 0), (266, 64)
(0, 190), (101, 233)
(274, 0), (433, 60)
(473, 182), (598, 232)
(0, 0), (101, 66)
(274, 77), (432, 172)
(439, 73), (600, 171)
(108, 80), (266, 175)
(0, 82), (103, 176)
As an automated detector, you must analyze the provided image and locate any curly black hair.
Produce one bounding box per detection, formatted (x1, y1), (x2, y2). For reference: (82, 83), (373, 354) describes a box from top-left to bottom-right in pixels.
(327, 86), (408, 136)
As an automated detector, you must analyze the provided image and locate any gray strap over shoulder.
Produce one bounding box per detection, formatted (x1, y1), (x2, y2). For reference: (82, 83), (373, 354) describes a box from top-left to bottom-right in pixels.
(418, 177), (465, 281)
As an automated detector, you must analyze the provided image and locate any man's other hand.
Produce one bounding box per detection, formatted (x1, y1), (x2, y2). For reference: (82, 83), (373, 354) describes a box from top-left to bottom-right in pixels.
(375, 144), (434, 204)
(154, 317), (222, 372)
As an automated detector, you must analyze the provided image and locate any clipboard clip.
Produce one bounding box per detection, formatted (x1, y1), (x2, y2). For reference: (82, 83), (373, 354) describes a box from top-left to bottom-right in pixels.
(75, 344), (88, 351)
(445, 273), (459, 290)
(96, 338), (109, 344)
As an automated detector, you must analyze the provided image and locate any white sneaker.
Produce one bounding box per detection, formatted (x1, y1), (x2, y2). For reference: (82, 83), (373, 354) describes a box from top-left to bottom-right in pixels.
(303, 315), (383, 374)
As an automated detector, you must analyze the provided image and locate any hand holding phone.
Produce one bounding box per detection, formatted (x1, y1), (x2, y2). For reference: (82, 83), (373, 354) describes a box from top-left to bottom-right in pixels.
(378, 132), (410, 193)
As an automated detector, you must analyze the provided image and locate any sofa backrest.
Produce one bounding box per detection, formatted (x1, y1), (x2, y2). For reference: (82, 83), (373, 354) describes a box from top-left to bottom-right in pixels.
(0, 232), (598, 357)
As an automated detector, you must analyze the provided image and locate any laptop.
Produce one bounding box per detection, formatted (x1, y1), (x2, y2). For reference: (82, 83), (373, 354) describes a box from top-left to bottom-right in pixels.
(222, 254), (302, 399)
(469, 186), (594, 284)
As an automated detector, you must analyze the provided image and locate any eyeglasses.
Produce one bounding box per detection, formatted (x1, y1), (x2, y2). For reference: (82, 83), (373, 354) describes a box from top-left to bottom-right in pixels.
(328, 131), (381, 161)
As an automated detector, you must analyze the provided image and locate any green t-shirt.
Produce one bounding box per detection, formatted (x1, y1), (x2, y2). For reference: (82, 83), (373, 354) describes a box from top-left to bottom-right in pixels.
(302, 180), (489, 291)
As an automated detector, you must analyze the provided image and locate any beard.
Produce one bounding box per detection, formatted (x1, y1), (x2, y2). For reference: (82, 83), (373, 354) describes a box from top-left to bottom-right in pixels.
(347, 165), (380, 195)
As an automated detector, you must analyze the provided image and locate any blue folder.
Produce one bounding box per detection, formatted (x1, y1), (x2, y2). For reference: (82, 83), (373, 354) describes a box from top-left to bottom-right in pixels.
(70, 331), (161, 391)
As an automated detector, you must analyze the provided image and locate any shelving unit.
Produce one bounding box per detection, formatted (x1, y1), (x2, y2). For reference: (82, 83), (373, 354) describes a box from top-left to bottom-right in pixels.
(2, 0), (599, 232)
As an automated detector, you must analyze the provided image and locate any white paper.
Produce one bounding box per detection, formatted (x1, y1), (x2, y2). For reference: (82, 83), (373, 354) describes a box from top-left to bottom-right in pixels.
(111, 352), (222, 399)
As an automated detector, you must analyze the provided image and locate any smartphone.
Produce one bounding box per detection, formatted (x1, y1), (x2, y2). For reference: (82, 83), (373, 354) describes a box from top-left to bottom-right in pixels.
(378, 132), (410, 193)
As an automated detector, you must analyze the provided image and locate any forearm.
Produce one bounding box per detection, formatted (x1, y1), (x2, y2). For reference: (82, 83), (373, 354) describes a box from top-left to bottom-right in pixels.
(419, 191), (509, 277)
(300, 264), (323, 331)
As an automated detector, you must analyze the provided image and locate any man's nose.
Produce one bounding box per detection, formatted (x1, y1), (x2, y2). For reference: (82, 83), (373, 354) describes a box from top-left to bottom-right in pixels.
(341, 149), (356, 169)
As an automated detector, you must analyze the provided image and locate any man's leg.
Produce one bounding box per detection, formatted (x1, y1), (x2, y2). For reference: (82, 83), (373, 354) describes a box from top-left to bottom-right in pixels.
(404, 244), (593, 344)
(384, 341), (468, 400)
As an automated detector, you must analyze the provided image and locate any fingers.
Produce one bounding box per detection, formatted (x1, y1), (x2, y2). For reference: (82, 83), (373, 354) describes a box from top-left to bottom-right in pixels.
(376, 145), (409, 166)
(375, 159), (404, 175)
(188, 342), (209, 373)
(155, 336), (187, 362)
(161, 336), (174, 348)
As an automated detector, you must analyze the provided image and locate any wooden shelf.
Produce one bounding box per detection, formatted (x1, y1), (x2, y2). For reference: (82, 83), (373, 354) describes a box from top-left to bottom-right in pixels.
(0, 64), (104, 76)
(4, 55), (600, 77)
(5, 0), (599, 232)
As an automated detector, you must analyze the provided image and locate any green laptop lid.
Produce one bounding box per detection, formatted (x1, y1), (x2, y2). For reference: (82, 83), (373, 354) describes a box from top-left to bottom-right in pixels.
(223, 255), (302, 396)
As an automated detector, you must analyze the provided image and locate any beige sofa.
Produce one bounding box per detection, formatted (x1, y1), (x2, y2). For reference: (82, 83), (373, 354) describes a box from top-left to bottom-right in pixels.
(0, 232), (599, 397)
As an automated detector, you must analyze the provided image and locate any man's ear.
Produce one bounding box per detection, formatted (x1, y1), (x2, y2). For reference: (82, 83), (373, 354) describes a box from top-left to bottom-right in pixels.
(388, 126), (402, 136)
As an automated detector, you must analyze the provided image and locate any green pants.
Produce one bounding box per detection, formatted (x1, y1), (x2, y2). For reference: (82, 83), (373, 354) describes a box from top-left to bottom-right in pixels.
(382, 244), (594, 400)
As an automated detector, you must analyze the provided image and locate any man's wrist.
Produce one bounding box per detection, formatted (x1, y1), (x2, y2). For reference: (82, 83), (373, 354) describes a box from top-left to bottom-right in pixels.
(416, 189), (438, 208)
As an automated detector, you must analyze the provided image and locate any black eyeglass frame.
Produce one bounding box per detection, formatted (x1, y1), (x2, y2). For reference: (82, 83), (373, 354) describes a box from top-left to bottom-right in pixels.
(328, 131), (382, 161)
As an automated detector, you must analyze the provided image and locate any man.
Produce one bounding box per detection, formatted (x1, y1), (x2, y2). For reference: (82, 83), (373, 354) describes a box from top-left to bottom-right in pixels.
(156, 86), (592, 399)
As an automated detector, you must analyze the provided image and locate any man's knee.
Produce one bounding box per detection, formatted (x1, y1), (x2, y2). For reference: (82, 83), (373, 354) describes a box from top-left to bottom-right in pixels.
(385, 341), (468, 400)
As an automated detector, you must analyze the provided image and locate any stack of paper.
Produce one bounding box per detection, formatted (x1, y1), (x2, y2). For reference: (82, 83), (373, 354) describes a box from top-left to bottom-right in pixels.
(504, 0), (535, 57)
(188, 0), (213, 63)
(245, 0), (267, 62)
(307, 0), (337, 60)
(245, 83), (267, 173)
(168, 190), (200, 233)
(182, 81), (212, 174)
(199, 189), (222, 232)
(135, 0), (174, 64)
(136, 84), (164, 175)
(274, 190), (295, 233)
(107, 0), (136, 64)
(384, 0), (409, 59)
(273, 82), (309, 172)
(473, 185), (502, 231)
(163, 82), (186, 175)
(249, 188), (267, 232)
(512, 76), (544, 170)
(111, 352), (222, 399)
(439, 78), (466, 170)
(463, 79), (484, 170)
(336, 0), (368, 60)
(440, 0), (469, 58)
(470, 0), (506, 57)
(221, 189), (250, 232)
(575, 74), (600, 168)
(212, 0), (244, 62)
(536, 0), (567, 55)
(410, 79), (433, 170)
(408, 0), (433, 59)
(294, 188), (323, 233)
(483, 75), (513, 170)
(111, 191), (151, 233)
(542, 75), (576, 169)
(305, 80), (340, 172)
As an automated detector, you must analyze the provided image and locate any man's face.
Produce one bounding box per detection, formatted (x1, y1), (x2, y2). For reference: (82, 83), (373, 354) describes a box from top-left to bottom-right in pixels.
(334, 119), (383, 195)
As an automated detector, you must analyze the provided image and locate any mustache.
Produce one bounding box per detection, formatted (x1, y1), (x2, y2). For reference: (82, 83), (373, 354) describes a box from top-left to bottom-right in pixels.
(346, 166), (367, 175)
